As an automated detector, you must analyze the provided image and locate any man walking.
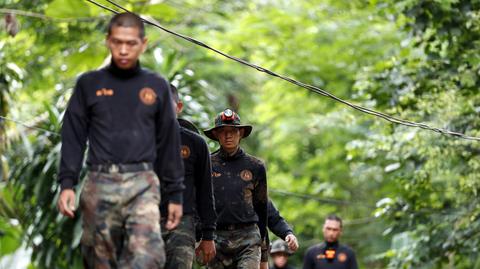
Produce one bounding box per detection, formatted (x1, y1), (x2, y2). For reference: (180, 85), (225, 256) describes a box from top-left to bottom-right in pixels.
(161, 84), (217, 268)
(204, 108), (268, 269)
(260, 199), (299, 269)
(269, 239), (296, 269)
(57, 12), (184, 269)
(303, 215), (358, 269)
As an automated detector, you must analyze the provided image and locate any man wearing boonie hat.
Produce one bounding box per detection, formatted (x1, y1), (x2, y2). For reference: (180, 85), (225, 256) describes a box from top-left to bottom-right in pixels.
(260, 199), (299, 269)
(269, 239), (296, 269)
(204, 108), (268, 269)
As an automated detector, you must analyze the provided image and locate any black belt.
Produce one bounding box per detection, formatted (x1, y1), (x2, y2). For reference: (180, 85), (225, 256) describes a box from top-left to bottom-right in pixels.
(217, 222), (256, 231)
(89, 162), (153, 173)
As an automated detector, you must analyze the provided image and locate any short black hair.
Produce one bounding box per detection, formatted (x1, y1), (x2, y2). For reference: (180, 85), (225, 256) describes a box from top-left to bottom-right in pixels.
(107, 12), (145, 38)
(170, 84), (180, 103)
(325, 214), (343, 228)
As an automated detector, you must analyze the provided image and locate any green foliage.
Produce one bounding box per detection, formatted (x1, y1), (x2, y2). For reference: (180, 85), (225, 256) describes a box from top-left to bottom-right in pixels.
(351, 0), (480, 268)
(2, 0), (480, 268)
(0, 1), (245, 268)
(6, 108), (84, 268)
(45, 0), (93, 18)
(0, 183), (23, 256)
(207, 1), (402, 267)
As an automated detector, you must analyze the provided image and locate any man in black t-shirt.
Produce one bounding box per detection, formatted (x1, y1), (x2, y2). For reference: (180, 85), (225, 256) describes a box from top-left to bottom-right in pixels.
(204, 108), (268, 269)
(57, 12), (184, 269)
(161, 84), (217, 269)
(303, 215), (358, 269)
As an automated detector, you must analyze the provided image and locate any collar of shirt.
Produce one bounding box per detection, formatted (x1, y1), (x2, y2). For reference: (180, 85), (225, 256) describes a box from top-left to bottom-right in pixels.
(324, 241), (340, 249)
(178, 118), (200, 134)
(107, 60), (142, 78)
(219, 147), (245, 161)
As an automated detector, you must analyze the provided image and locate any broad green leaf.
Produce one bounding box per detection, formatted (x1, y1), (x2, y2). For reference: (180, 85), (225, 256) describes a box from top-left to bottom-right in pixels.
(143, 3), (178, 22)
(45, 0), (92, 19)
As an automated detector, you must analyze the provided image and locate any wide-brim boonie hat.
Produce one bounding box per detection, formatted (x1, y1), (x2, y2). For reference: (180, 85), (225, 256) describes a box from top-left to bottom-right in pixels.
(270, 239), (292, 255)
(204, 108), (252, 141)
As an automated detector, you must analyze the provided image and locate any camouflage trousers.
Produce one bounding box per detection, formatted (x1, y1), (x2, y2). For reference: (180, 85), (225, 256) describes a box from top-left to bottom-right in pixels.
(80, 170), (165, 269)
(260, 242), (269, 262)
(162, 214), (196, 269)
(208, 224), (261, 269)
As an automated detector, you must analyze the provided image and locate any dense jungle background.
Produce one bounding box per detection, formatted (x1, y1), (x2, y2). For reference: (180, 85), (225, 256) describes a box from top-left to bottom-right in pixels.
(1, 0), (480, 268)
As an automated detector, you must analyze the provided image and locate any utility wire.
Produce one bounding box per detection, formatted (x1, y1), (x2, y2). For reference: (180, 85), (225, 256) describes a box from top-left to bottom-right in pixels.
(269, 188), (376, 208)
(85, 0), (480, 141)
(1, 115), (473, 216)
(0, 116), (60, 137)
(0, 8), (104, 22)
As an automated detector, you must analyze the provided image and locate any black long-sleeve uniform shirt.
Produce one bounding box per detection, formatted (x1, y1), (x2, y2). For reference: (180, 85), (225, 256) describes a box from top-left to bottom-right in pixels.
(303, 242), (358, 269)
(58, 62), (185, 203)
(160, 119), (217, 240)
(268, 199), (294, 240)
(211, 148), (268, 241)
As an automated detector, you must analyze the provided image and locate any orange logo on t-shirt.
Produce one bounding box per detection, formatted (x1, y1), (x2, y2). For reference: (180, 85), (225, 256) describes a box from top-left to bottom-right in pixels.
(325, 249), (336, 259)
(96, 88), (114, 96)
(240, 170), (253, 181)
(139, 87), (157, 105)
(316, 254), (326, 259)
(181, 145), (191, 159)
(338, 253), (347, 263)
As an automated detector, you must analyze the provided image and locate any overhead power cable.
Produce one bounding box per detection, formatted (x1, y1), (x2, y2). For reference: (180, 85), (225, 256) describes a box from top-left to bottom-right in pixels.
(85, 0), (480, 142)
(0, 8), (103, 22)
(269, 188), (376, 208)
(0, 116), (60, 137)
(0, 116), (469, 217)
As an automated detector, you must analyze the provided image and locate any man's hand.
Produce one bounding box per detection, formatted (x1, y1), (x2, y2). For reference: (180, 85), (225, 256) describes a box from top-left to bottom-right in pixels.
(165, 202), (182, 230)
(195, 240), (216, 265)
(57, 189), (76, 218)
(285, 233), (299, 252)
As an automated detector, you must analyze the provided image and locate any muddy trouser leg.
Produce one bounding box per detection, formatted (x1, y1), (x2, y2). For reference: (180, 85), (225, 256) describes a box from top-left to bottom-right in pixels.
(80, 172), (96, 269)
(208, 225), (261, 269)
(162, 214), (196, 269)
(80, 173), (97, 269)
(207, 231), (230, 269)
(236, 225), (261, 269)
(260, 242), (269, 263)
(117, 171), (165, 269)
(80, 172), (124, 269)
(259, 236), (269, 269)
